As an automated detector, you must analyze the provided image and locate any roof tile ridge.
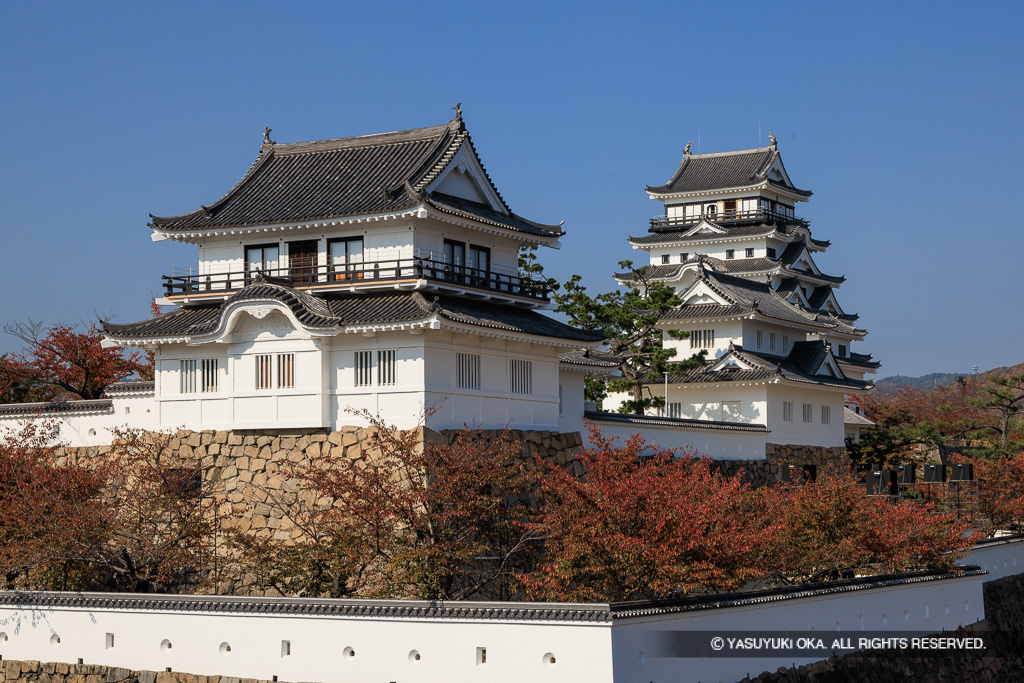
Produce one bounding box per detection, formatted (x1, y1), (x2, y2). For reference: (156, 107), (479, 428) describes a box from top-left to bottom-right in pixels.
(271, 123), (452, 155)
(686, 145), (775, 159)
(150, 145), (275, 227)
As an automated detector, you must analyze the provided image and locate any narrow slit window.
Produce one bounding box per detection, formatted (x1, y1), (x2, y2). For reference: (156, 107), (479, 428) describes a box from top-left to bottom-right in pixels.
(821, 405), (831, 424)
(278, 353), (295, 388)
(783, 401), (793, 422)
(354, 351), (372, 387)
(201, 358), (218, 393)
(255, 354), (273, 390)
(510, 359), (532, 395)
(457, 353), (481, 390)
(770, 333), (776, 353)
(377, 350), (396, 386)
(180, 360), (197, 394)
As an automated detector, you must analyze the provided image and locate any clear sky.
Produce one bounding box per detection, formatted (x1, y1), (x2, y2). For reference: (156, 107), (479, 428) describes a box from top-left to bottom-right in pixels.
(1, 1), (1021, 377)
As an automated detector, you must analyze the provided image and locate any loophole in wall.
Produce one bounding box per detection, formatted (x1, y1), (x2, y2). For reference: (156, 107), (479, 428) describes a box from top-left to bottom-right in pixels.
(542, 652), (556, 667)
(219, 642), (232, 655)
(160, 639), (172, 652)
(342, 646), (355, 659)
(50, 634), (61, 647)
(408, 650), (421, 664)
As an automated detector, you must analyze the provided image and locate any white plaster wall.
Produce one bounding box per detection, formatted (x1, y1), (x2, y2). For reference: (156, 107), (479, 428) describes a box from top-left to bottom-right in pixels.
(0, 572), (987, 683)
(609, 572), (984, 683)
(743, 320), (804, 356)
(663, 319), (741, 361)
(582, 418), (767, 460)
(765, 384), (847, 448)
(410, 218), (522, 274)
(558, 369), (586, 433)
(963, 537), (1024, 582)
(0, 601), (614, 683)
(0, 392), (159, 448)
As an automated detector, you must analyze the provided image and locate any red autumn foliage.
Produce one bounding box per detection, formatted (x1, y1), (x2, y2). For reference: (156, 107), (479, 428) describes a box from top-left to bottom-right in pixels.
(956, 451), (1024, 534)
(521, 426), (777, 602)
(760, 467), (975, 582)
(1, 320), (150, 402)
(0, 424), (215, 592)
(231, 410), (542, 600)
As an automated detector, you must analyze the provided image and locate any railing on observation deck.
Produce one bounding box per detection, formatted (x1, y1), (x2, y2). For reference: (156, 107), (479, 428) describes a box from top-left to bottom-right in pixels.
(649, 208), (806, 230)
(162, 256), (551, 301)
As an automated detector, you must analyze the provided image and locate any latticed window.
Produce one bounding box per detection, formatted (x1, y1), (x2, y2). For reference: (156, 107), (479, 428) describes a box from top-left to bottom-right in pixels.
(255, 355), (273, 390)
(278, 354), (295, 389)
(377, 350), (396, 386)
(783, 401), (794, 422)
(510, 359), (532, 395)
(821, 405), (831, 425)
(690, 329), (715, 349)
(180, 360), (197, 394)
(354, 351), (372, 387)
(201, 359), (218, 393)
(457, 353), (481, 390)
(802, 403), (813, 423)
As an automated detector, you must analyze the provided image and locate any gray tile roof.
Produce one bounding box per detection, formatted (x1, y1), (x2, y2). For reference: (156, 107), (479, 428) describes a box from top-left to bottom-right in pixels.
(646, 146), (811, 196)
(559, 349), (621, 368)
(584, 410), (770, 433)
(656, 342), (871, 391)
(0, 399), (113, 417)
(844, 406), (875, 427)
(149, 119), (561, 238)
(102, 282), (601, 343)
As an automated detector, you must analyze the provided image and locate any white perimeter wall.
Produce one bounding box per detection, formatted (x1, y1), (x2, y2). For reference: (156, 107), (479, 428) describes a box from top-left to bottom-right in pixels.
(0, 570), (988, 683)
(584, 418), (767, 460)
(0, 393), (158, 448)
(963, 536), (1024, 582)
(765, 384), (847, 448)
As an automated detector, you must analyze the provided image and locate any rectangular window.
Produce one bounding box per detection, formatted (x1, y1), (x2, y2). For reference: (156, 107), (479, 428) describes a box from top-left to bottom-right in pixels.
(821, 405), (831, 424)
(745, 247), (754, 258)
(278, 353), (295, 389)
(201, 358), (218, 393)
(783, 335), (790, 353)
(180, 359), (197, 394)
(690, 329), (715, 349)
(255, 354), (273, 390)
(767, 247), (777, 259)
(354, 351), (372, 387)
(328, 237), (364, 281)
(661, 254), (670, 264)
(680, 252), (689, 262)
(457, 352), (481, 390)
(838, 344), (847, 357)
(510, 359), (532, 394)
(377, 350), (396, 386)
(783, 401), (794, 422)
(756, 330), (763, 349)
(802, 403), (813, 423)
(725, 249), (735, 259)
(666, 402), (682, 418)
(770, 332), (776, 353)
(245, 243), (280, 278)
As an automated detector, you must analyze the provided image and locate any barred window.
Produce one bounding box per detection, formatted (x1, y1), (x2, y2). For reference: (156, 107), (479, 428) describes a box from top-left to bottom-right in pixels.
(690, 329), (715, 349)
(255, 354), (273, 390)
(770, 332), (776, 353)
(180, 360), (197, 394)
(510, 359), (532, 395)
(756, 330), (763, 349)
(802, 403), (813, 423)
(278, 353), (295, 389)
(457, 353), (481, 390)
(377, 350), (396, 386)
(783, 335), (790, 353)
(354, 351), (372, 387)
(665, 402), (682, 418)
(821, 405), (831, 425)
(201, 359), (218, 393)
(783, 401), (794, 422)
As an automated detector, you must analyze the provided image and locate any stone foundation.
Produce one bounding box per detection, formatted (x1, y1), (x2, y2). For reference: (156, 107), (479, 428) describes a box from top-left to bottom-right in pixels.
(709, 443), (848, 488)
(1, 661), (274, 683)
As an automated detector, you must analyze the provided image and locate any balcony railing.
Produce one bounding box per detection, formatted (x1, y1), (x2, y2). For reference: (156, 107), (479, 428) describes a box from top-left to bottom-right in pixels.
(649, 208), (805, 230)
(162, 256), (551, 301)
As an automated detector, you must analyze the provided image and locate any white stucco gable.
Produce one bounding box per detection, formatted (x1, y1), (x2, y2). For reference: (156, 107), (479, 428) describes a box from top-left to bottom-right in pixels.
(426, 144), (506, 212)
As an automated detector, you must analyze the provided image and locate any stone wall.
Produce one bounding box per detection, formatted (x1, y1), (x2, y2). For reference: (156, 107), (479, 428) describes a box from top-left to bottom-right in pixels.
(54, 426), (585, 595)
(1, 661), (274, 683)
(710, 443), (848, 488)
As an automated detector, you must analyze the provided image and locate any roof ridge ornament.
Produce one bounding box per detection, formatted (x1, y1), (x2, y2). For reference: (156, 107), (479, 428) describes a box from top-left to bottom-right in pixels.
(263, 127), (276, 145)
(683, 140), (692, 155)
(451, 102), (462, 122)
(767, 131), (777, 148)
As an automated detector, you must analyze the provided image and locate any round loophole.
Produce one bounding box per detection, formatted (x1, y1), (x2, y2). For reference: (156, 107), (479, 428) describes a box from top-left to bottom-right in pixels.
(160, 639), (173, 652)
(50, 634), (61, 647)
(542, 652), (556, 667)
(408, 650), (421, 664)
(0, 631), (8, 643)
(638, 651), (646, 666)
(219, 642), (231, 656)
(343, 646), (355, 659)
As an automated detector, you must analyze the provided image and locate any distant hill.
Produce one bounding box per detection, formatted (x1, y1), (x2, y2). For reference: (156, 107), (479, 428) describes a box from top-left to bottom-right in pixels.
(875, 362), (1024, 393)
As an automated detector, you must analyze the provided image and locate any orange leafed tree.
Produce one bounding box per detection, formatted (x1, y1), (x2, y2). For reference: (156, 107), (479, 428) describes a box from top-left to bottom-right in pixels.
(521, 426), (777, 602)
(2, 320), (150, 402)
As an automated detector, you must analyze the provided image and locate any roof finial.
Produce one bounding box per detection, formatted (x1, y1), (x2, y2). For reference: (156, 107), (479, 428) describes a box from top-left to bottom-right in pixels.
(767, 131), (777, 147)
(451, 102), (462, 122)
(683, 140), (692, 155)
(263, 127), (276, 145)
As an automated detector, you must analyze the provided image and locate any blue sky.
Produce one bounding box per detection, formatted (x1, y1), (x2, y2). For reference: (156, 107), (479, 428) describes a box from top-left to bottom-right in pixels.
(1, 1), (1021, 377)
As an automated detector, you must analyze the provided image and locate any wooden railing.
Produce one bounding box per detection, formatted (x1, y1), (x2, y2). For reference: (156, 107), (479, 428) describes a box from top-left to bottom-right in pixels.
(649, 209), (805, 229)
(162, 257), (551, 300)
